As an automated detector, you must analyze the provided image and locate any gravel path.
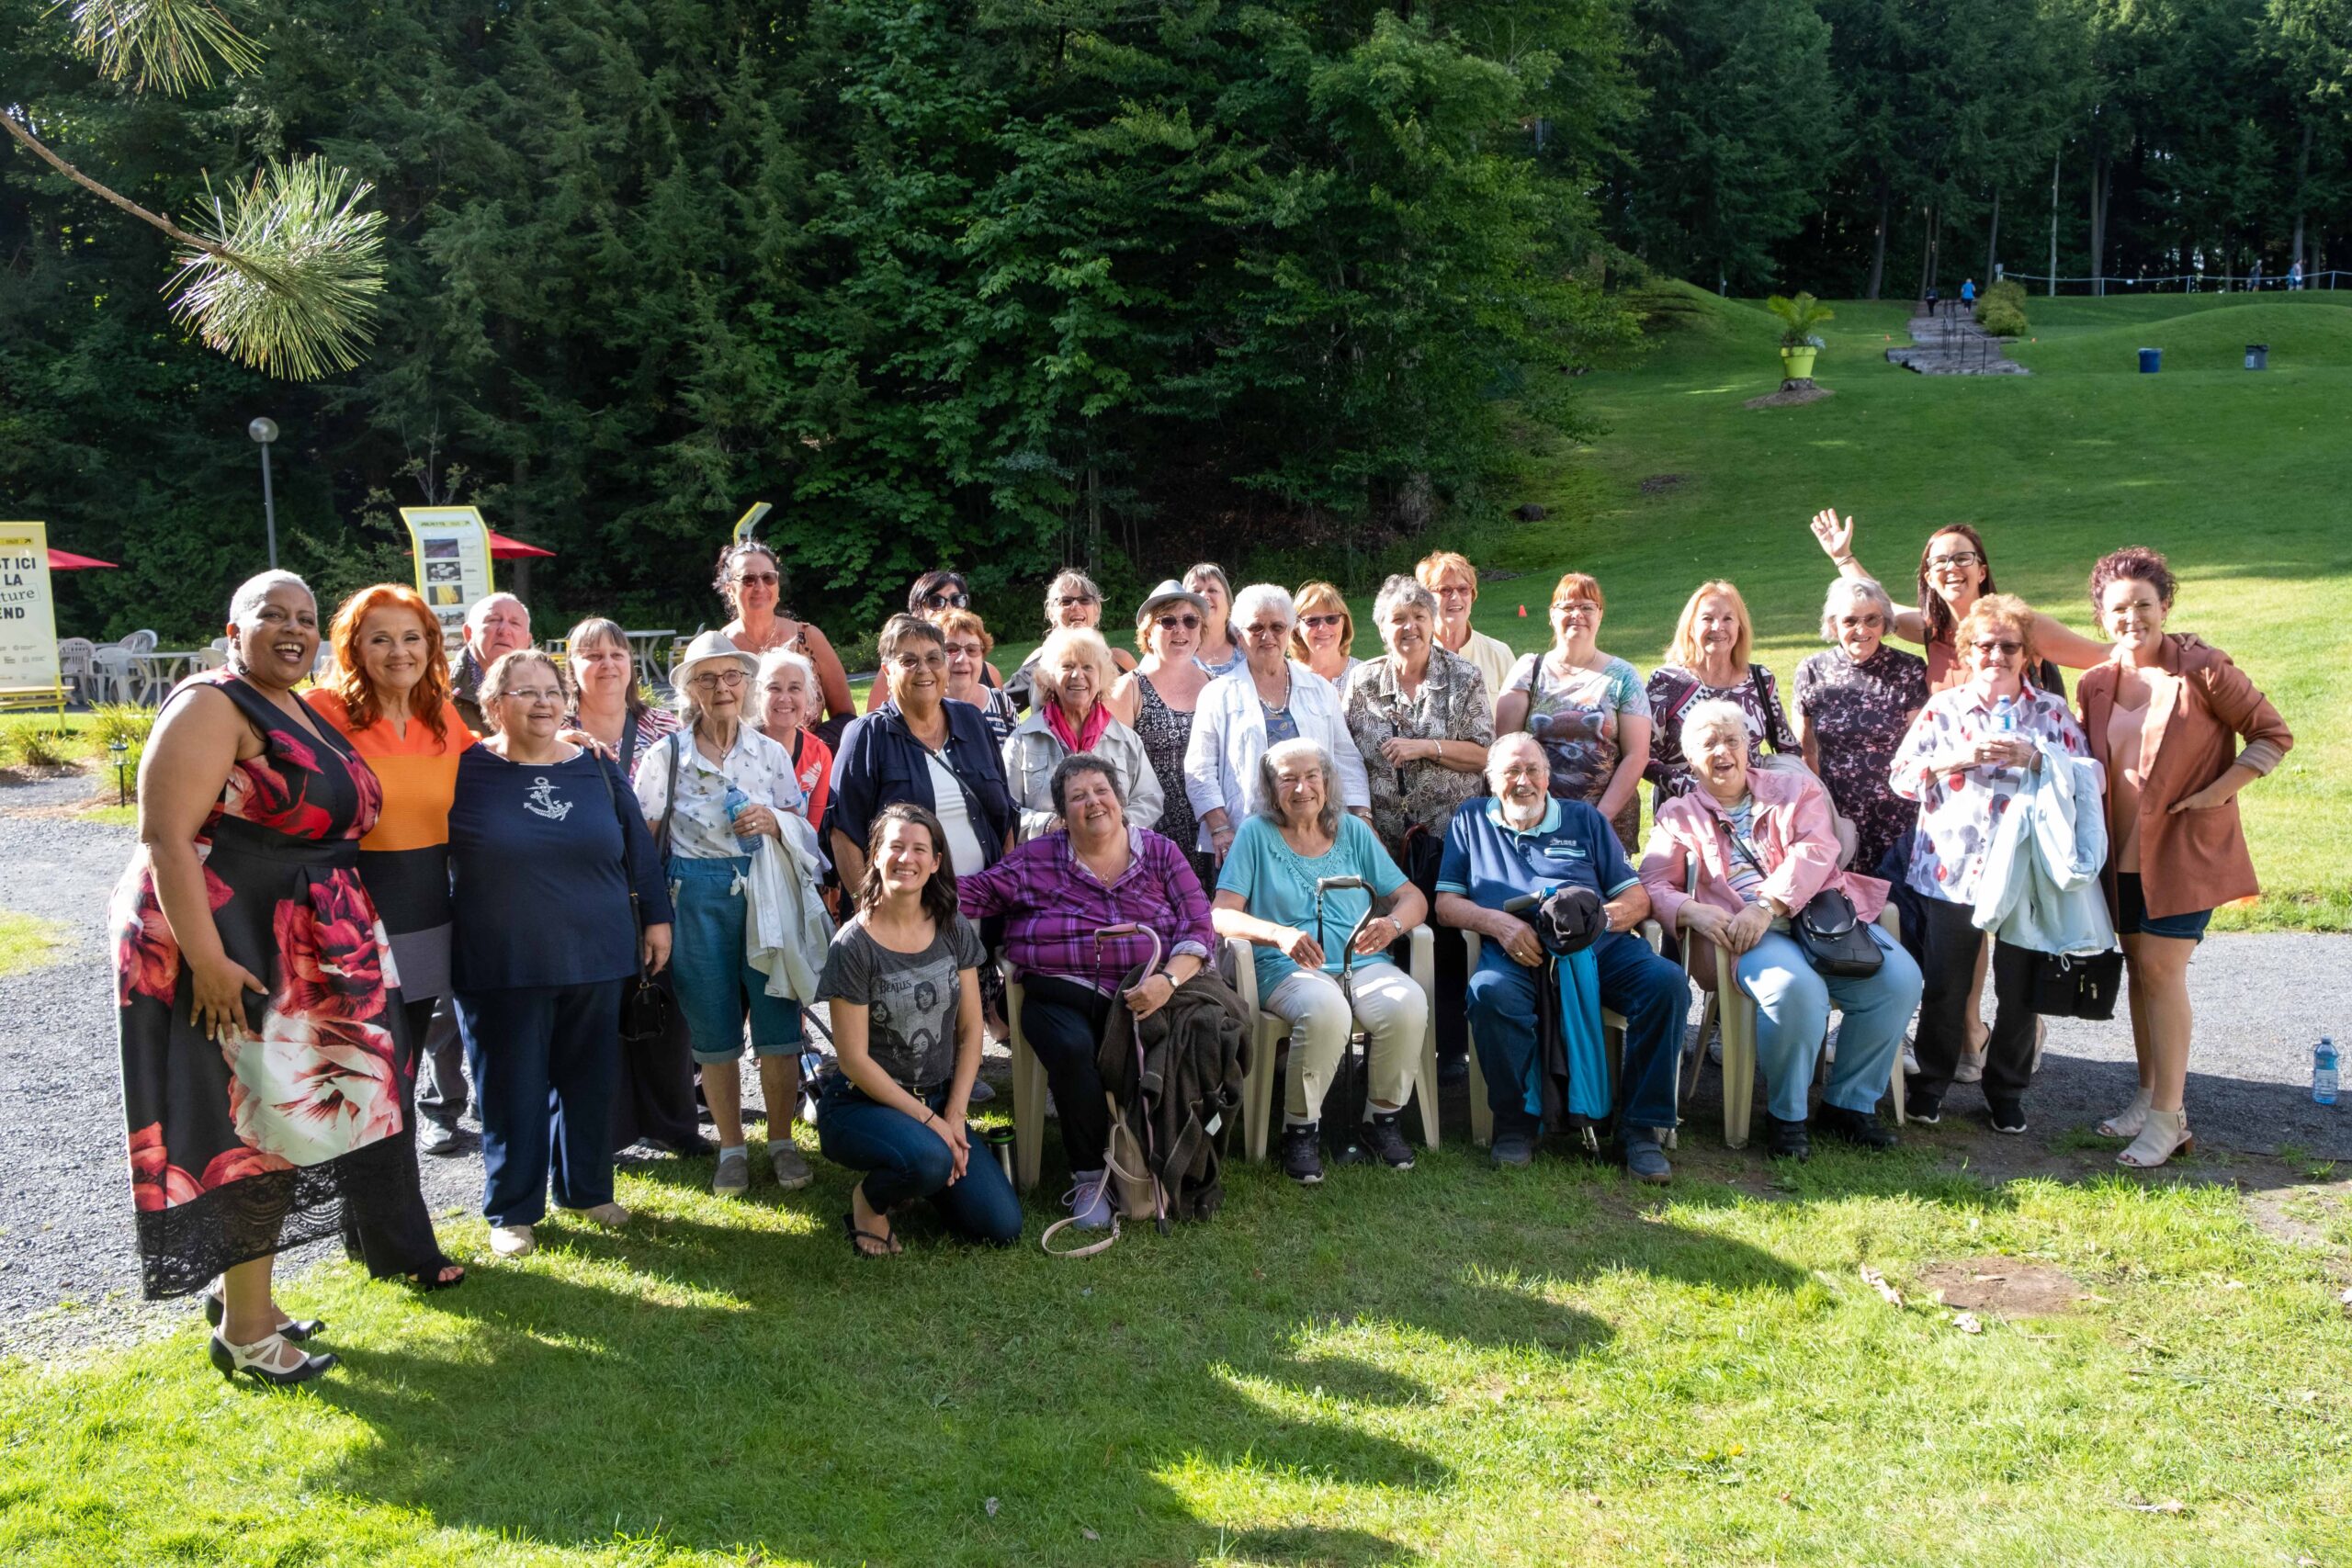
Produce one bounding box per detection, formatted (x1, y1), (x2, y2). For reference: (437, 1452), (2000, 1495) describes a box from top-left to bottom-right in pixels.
(4, 768), (2346, 1360)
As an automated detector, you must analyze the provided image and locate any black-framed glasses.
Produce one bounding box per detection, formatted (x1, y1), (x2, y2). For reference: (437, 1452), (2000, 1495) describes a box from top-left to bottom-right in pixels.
(1930, 551), (1984, 570)
(922, 591), (968, 609)
(1054, 594), (1098, 608)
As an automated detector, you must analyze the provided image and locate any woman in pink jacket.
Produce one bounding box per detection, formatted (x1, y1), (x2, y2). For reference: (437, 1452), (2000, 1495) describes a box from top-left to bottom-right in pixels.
(1640, 700), (1922, 1160)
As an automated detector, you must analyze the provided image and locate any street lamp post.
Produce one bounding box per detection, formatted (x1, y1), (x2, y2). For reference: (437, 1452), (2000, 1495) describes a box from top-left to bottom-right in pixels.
(248, 416), (280, 570)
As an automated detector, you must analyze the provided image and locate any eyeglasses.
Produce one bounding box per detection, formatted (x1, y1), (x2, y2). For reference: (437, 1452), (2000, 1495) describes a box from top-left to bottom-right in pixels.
(1971, 638), (2023, 656)
(1838, 615), (1886, 629)
(894, 651), (947, 669)
(1300, 613), (1345, 630)
(1929, 551), (1984, 570)
(502, 687), (566, 704)
(1054, 594), (1098, 608)
(943, 642), (984, 659)
(687, 670), (748, 690)
(1497, 762), (1544, 780)
(735, 570), (779, 586)
(1155, 614), (1202, 631)
(921, 591), (968, 609)
(1552, 600), (1598, 615)
(1243, 623), (1290, 640)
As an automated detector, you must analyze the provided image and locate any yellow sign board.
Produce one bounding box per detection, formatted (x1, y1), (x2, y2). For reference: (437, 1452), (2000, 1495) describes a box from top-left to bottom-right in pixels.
(0, 522), (62, 703)
(732, 502), (773, 544)
(400, 507), (497, 638)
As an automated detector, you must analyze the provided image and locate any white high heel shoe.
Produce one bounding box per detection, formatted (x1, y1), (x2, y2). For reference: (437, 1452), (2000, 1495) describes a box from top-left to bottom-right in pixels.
(2098, 1088), (2153, 1140)
(2118, 1107), (2193, 1168)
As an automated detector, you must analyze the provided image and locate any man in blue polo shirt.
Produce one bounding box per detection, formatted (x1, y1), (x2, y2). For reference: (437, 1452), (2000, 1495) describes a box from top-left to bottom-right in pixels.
(1435, 735), (1687, 1179)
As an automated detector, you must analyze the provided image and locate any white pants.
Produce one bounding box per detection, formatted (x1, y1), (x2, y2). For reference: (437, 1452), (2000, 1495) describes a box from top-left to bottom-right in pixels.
(1266, 961), (1427, 1122)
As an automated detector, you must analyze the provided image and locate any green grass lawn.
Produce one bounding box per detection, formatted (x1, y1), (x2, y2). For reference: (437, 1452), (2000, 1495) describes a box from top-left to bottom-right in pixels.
(6, 1137), (2351, 1565)
(1453, 285), (2352, 931)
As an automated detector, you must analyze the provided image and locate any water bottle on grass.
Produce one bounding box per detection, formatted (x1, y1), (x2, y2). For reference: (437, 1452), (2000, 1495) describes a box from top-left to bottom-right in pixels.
(722, 783), (762, 854)
(2315, 1038), (2339, 1107)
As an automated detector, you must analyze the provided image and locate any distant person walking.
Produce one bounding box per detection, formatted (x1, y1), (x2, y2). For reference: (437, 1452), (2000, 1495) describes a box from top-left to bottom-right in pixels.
(1960, 279), (1976, 309)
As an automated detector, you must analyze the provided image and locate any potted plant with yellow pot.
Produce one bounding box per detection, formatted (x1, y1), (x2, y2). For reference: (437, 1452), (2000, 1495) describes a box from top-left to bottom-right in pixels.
(1766, 291), (1833, 386)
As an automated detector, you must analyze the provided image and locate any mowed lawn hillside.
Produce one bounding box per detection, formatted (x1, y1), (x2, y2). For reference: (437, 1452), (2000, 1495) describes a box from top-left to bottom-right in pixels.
(1463, 287), (2352, 931)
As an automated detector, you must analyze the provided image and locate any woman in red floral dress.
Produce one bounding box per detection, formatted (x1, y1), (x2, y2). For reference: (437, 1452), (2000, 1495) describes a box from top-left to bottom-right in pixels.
(115, 571), (436, 1385)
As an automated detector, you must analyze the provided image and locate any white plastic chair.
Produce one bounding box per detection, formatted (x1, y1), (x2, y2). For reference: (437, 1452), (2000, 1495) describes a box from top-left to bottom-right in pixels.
(1227, 924), (1438, 1162)
(1459, 921), (1668, 1148)
(55, 638), (96, 703)
(1001, 961), (1053, 1193)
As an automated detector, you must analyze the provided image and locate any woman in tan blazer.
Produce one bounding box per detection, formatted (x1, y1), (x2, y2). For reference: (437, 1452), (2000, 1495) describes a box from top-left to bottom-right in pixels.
(2076, 548), (2292, 1168)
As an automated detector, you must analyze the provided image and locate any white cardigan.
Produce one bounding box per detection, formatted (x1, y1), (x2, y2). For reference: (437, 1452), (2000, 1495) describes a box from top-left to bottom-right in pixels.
(1182, 660), (1371, 853)
(1000, 708), (1164, 841)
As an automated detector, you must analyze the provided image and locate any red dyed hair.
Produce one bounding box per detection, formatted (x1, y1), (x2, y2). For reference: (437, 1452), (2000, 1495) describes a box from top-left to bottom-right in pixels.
(328, 584), (454, 742)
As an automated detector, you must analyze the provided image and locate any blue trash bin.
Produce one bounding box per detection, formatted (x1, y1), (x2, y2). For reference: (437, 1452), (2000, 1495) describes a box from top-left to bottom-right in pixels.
(2138, 348), (2162, 374)
(2245, 344), (2269, 370)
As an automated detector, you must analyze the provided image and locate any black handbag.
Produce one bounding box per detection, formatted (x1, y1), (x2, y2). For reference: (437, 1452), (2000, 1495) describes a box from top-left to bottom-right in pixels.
(1727, 827), (1883, 977)
(2031, 948), (2124, 1021)
(1793, 886), (1884, 977)
(594, 739), (675, 1053)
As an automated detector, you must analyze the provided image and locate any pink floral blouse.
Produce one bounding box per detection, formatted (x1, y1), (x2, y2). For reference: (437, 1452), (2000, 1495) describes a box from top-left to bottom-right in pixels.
(1887, 683), (2090, 905)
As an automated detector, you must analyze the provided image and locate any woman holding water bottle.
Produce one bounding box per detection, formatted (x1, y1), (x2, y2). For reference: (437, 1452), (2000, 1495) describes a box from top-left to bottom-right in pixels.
(634, 631), (811, 1199)
(1887, 595), (2091, 1134)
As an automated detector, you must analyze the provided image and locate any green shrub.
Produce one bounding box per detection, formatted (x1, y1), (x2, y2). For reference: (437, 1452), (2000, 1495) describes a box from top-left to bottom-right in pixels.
(90, 703), (155, 750)
(15, 728), (70, 769)
(1975, 276), (2029, 337)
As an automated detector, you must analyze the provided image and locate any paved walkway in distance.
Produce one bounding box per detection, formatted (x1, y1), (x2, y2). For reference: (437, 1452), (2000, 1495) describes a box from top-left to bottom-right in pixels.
(1886, 299), (2029, 375)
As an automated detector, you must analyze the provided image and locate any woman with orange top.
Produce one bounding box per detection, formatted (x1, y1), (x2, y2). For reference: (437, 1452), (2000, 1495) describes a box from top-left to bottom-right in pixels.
(303, 583), (469, 1291)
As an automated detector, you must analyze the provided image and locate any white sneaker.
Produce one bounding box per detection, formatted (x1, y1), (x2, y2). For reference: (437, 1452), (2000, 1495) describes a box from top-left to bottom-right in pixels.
(1901, 1043), (1920, 1076)
(489, 1224), (536, 1258)
(1706, 1026), (1724, 1066)
(575, 1202), (631, 1228)
(1954, 1047), (1986, 1084)
(1064, 1168), (1114, 1231)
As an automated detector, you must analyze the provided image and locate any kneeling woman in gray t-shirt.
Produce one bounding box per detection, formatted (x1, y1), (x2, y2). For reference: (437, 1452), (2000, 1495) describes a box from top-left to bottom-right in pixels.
(816, 803), (1023, 1255)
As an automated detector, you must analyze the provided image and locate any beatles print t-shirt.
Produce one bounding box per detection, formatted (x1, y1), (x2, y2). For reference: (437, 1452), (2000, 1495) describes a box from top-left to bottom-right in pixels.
(816, 913), (987, 1094)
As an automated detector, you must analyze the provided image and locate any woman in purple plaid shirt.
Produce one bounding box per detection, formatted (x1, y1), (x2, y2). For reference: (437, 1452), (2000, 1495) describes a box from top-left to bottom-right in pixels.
(957, 752), (1216, 1233)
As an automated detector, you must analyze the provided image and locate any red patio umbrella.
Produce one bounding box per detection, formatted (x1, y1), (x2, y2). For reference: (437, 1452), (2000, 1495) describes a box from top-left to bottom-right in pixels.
(486, 530), (556, 559)
(48, 547), (119, 570)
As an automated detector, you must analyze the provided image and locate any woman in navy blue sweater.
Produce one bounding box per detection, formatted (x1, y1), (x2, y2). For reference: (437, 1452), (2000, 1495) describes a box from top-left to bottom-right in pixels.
(449, 651), (673, 1258)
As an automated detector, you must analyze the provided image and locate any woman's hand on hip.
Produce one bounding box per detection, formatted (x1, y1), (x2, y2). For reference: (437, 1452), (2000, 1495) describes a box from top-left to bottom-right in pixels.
(189, 954), (267, 1045)
(640, 922), (673, 976)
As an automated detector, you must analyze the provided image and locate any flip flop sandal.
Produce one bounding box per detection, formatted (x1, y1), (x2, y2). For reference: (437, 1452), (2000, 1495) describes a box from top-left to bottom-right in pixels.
(842, 1211), (900, 1258)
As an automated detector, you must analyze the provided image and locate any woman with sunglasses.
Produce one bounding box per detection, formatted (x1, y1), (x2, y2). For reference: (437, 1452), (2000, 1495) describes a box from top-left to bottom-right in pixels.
(1887, 594), (2091, 1134)
(1807, 509), (2105, 694)
(1108, 581), (1221, 888)
(714, 542), (857, 742)
(865, 570), (1006, 714)
(1289, 581), (1359, 689)
(1005, 569), (1136, 714)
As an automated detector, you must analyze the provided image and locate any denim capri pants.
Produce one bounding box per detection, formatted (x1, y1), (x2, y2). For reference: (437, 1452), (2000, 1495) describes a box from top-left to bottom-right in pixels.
(667, 856), (805, 1066)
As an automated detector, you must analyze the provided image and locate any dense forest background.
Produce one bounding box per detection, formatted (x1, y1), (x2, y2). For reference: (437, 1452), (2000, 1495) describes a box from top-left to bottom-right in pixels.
(6, 0), (2349, 641)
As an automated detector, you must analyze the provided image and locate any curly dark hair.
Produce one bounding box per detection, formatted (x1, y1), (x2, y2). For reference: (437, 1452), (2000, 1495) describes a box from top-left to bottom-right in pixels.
(854, 803), (961, 928)
(2088, 546), (2177, 613)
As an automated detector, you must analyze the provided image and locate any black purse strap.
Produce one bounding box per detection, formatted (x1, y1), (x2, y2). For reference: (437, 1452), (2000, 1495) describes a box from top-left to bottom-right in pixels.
(590, 750), (649, 960)
(650, 728), (682, 862)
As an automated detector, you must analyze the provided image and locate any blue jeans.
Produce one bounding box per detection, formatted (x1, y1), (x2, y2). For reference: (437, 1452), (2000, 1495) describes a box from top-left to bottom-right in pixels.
(816, 1078), (1023, 1246)
(455, 980), (624, 1226)
(1465, 929), (1687, 1130)
(668, 856), (805, 1066)
(1734, 927), (1922, 1122)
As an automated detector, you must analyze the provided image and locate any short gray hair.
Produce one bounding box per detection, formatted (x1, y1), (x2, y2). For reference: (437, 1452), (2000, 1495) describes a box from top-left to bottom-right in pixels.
(1371, 573), (1438, 632)
(1048, 750), (1125, 818)
(1679, 697), (1752, 757)
(1820, 576), (1896, 644)
(228, 570), (311, 627)
(1254, 738), (1340, 837)
(751, 648), (819, 734)
(1484, 732), (1547, 791)
(465, 591), (527, 634)
(1044, 569), (1103, 624)
(1229, 582), (1295, 637)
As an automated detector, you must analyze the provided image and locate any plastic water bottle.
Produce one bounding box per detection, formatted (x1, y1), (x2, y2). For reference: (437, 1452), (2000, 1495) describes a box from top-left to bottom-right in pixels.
(1993, 694), (2016, 733)
(2315, 1038), (2339, 1107)
(721, 783), (761, 854)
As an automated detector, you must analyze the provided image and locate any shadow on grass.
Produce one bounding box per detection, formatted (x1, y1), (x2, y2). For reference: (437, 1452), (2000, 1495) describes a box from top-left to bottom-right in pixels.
(303, 1154), (1815, 1564)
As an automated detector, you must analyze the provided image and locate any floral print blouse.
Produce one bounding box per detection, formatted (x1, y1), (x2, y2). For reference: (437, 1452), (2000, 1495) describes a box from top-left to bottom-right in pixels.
(1341, 649), (1495, 860)
(1887, 682), (2091, 905)
(1794, 644), (1929, 874)
(1644, 663), (1798, 801)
